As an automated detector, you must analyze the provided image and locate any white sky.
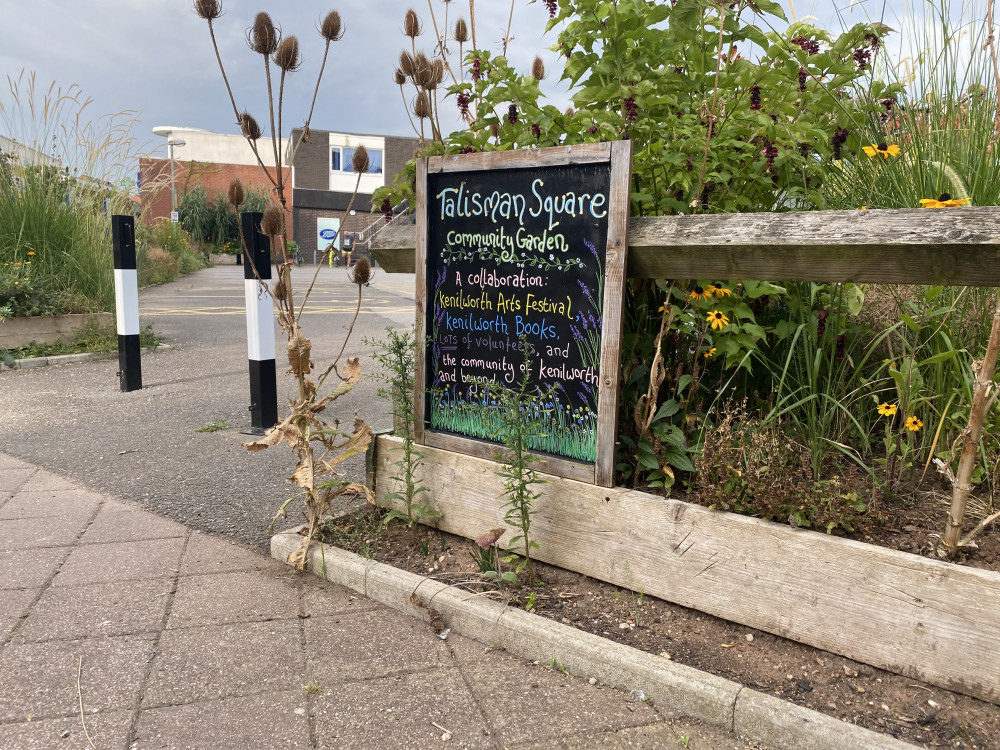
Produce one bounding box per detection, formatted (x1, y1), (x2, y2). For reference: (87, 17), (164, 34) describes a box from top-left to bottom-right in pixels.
(0, 0), (970, 166)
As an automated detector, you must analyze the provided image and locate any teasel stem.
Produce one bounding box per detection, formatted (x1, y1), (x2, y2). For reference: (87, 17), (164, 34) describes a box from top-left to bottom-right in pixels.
(399, 82), (420, 137)
(425, 0), (460, 88)
(469, 0), (477, 51)
(296, 170), (364, 326)
(204, 18), (278, 188)
(289, 37), (333, 169)
(693, 2), (726, 215)
(502, 0), (514, 58)
(317, 279), (363, 389)
(263, 55), (282, 206)
(985, 0), (1000, 154)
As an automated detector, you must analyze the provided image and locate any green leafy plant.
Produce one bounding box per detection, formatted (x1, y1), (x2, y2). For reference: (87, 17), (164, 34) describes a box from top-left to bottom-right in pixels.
(470, 527), (516, 585)
(196, 420), (229, 433)
(481, 340), (549, 582)
(367, 326), (439, 529)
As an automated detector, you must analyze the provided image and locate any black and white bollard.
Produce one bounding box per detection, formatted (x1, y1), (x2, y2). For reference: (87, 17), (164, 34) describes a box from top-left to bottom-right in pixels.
(241, 212), (278, 434)
(112, 215), (142, 392)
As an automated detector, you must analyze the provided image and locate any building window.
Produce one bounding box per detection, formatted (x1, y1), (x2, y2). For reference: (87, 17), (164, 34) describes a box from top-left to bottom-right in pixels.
(331, 147), (382, 174)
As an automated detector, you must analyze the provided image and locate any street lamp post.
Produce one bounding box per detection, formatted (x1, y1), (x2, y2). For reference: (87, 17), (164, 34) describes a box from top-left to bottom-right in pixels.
(166, 138), (186, 220)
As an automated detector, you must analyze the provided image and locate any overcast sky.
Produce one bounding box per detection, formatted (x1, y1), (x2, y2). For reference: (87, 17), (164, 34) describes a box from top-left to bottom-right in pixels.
(0, 0), (958, 170)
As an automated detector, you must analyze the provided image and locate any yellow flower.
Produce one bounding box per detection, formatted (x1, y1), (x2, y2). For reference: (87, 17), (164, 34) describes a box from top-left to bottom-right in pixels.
(689, 285), (712, 301)
(707, 284), (732, 298)
(862, 143), (901, 158)
(706, 310), (729, 330)
(905, 416), (923, 432)
(919, 193), (971, 209)
(27, 250), (35, 256)
(704, 347), (717, 358)
(877, 402), (898, 417)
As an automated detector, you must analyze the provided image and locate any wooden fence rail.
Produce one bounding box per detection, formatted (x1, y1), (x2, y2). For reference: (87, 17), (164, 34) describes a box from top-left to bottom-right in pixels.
(372, 206), (1000, 285)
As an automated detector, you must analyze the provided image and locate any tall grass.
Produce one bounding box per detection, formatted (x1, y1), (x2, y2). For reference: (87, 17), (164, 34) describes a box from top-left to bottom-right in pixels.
(0, 71), (146, 311)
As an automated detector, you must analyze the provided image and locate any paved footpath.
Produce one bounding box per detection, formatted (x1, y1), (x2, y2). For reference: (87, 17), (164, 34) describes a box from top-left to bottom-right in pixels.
(0, 454), (767, 750)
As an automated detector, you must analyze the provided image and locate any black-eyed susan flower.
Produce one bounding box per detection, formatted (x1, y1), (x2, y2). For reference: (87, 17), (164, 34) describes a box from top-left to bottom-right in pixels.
(706, 310), (729, 330)
(706, 284), (732, 298)
(862, 143), (900, 158)
(877, 402), (898, 417)
(704, 347), (717, 358)
(689, 285), (712, 301)
(919, 193), (971, 209)
(905, 416), (923, 432)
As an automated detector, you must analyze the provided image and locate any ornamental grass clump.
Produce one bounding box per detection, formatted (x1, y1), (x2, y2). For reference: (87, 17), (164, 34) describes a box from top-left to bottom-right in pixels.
(195, 2), (372, 569)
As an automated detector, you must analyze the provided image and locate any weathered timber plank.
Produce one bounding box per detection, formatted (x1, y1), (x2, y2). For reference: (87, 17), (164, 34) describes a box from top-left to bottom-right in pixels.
(371, 207), (1000, 285)
(374, 434), (1000, 705)
(428, 142), (613, 173)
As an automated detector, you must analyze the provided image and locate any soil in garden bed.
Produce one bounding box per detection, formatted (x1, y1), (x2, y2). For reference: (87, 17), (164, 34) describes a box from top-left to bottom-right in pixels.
(312, 508), (1000, 750)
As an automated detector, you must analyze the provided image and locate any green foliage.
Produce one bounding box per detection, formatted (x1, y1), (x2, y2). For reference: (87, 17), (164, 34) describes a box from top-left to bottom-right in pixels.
(1, 320), (161, 361)
(135, 220), (208, 285)
(0, 258), (92, 318)
(480, 340), (548, 581)
(178, 185), (268, 247)
(196, 420), (229, 433)
(367, 326), (439, 528)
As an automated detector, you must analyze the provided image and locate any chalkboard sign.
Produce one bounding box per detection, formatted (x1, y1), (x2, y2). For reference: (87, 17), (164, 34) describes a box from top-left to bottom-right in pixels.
(414, 143), (632, 486)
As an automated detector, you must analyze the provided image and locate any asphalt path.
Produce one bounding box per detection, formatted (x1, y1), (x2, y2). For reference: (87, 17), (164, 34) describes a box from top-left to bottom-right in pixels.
(0, 263), (417, 550)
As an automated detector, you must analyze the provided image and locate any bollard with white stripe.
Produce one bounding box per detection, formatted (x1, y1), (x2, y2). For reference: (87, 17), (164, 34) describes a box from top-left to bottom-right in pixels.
(241, 212), (278, 434)
(112, 215), (141, 392)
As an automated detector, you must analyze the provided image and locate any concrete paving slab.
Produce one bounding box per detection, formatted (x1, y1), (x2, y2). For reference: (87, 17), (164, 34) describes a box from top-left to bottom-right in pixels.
(166, 569), (300, 630)
(16, 578), (172, 642)
(300, 574), (378, 618)
(0, 489), (102, 520)
(0, 635), (154, 722)
(460, 657), (658, 747)
(304, 608), (452, 684)
(17, 469), (84, 492)
(0, 455), (33, 471)
(0, 546), (70, 589)
(52, 537), (186, 587)
(0, 514), (96, 551)
(179, 531), (291, 577)
(143, 620), (304, 707)
(0, 587), (39, 640)
(0, 468), (33, 497)
(312, 667), (495, 750)
(0, 709), (134, 750)
(135, 691), (312, 750)
(80, 505), (188, 545)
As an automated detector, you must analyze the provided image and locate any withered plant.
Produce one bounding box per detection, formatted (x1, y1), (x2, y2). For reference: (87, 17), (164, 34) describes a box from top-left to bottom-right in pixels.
(195, 0), (372, 569)
(393, 1), (521, 142)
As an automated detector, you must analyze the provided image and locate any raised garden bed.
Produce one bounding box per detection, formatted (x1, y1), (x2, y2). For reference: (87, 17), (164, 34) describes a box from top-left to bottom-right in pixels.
(370, 434), (1000, 711)
(0, 312), (113, 349)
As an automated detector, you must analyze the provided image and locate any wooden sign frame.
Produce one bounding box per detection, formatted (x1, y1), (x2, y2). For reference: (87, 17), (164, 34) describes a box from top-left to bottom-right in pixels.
(414, 142), (633, 487)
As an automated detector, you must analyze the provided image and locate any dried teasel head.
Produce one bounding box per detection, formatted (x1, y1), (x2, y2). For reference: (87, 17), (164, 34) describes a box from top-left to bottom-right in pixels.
(350, 256), (371, 285)
(274, 36), (301, 71)
(228, 178), (245, 208)
(531, 56), (546, 81)
(351, 144), (370, 174)
(249, 12), (279, 55)
(320, 10), (343, 42)
(193, 0), (221, 21)
(413, 91), (431, 119)
(398, 51), (415, 78)
(238, 111), (262, 140)
(403, 8), (421, 38)
(261, 205), (284, 237)
(432, 59), (445, 86)
(393, 68), (407, 85)
(564, 106), (575, 117)
(489, 123), (499, 138)
(413, 52), (433, 87)
(453, 18), (469, 43)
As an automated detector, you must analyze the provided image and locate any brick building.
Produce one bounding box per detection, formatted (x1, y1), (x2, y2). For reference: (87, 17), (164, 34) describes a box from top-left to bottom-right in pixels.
(139, 126), (419, 261)
(289, 128), (418, 264)
(139, 126), (293, 239)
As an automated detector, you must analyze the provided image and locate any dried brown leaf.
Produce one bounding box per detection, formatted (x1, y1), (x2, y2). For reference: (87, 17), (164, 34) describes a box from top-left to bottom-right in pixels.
(288, 333), (312, 375)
